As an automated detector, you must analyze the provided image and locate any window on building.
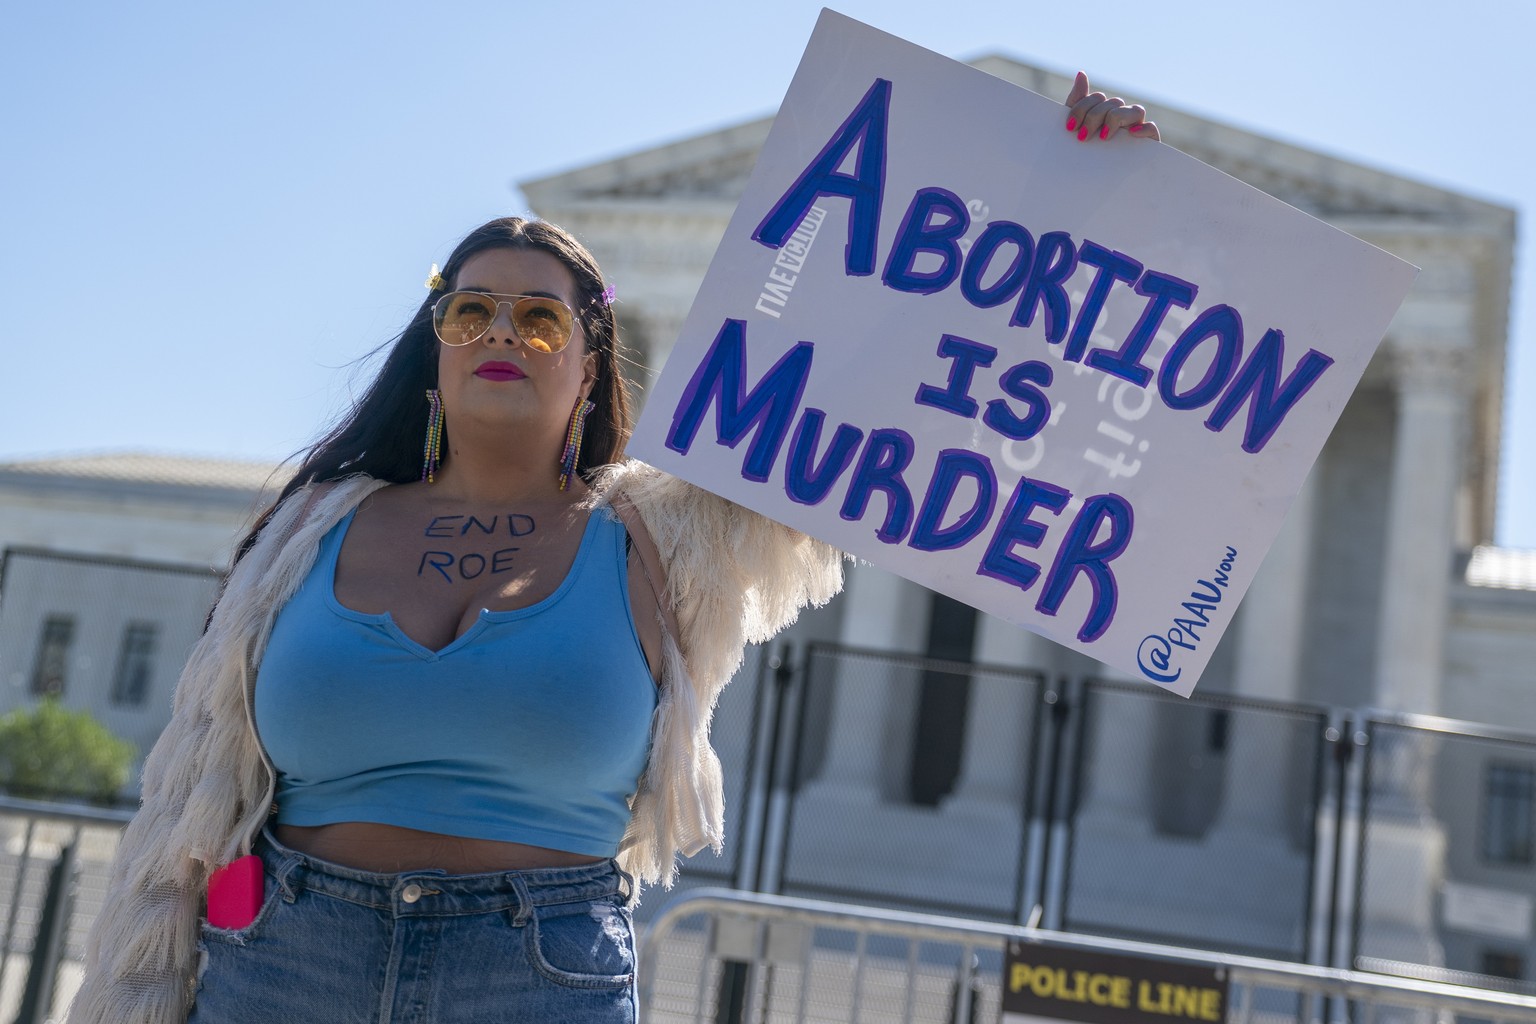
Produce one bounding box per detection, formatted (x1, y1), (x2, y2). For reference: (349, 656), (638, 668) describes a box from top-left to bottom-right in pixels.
(29, 615), (76, 697)
(1483, 949), (1525, 982)
(1207, 709), (1230, 753)
(1481, 762), (1536, 866)
(111, 622), (159, 707)
(907, 594), (977, 807)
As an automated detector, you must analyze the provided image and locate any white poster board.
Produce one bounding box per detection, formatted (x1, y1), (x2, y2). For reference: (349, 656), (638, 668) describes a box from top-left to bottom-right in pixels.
(627, 9), (1418, 695)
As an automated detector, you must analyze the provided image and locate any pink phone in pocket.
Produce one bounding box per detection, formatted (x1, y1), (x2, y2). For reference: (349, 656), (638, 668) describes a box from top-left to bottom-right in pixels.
(207, 855), (264, 929)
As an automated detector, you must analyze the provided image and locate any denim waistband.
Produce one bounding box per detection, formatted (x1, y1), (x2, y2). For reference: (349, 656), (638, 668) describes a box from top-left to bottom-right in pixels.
(254, 826), (629, 924)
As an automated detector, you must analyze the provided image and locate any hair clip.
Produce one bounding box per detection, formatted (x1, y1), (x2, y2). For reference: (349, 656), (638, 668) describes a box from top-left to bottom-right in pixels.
(425, 263), (446, 291)
(599, 284), (617, 306)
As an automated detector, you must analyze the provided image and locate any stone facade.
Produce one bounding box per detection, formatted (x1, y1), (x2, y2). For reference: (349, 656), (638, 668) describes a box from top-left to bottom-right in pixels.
(0, 455), (286, 789)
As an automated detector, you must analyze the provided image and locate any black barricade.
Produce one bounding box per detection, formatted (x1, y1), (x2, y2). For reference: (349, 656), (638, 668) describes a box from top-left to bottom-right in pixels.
(776, 643), (1047, 920)
(1357, 716), (1536, 996)
(1059, 680), (1330, 962)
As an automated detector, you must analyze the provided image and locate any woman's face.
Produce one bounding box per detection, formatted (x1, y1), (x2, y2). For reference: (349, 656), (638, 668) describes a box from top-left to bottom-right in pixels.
(438, 247), (597, 448)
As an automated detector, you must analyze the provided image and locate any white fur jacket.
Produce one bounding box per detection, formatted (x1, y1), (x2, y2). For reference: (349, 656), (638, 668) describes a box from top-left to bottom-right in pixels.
(67, 461), (844, 1024)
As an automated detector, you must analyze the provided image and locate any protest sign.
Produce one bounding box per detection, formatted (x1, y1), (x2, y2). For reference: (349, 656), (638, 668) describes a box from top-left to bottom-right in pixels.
(626, 9), (1418, 695)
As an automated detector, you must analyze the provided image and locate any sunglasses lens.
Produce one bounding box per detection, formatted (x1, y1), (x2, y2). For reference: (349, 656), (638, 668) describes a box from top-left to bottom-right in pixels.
(511, 297), (573, 354)
(433, 292), (494, 346)
(432, 293), (575, 352)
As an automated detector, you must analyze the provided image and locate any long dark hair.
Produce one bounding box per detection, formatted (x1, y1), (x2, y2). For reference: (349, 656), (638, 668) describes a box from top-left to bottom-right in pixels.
(230, 217), (632, 570)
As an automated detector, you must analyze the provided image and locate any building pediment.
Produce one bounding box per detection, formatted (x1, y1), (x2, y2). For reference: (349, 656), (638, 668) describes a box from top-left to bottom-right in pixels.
(521, 53), (1515, 545)
(522, 117), (774, 208)
(523, 55), (1512, 234)
(0, 452), (288, 509)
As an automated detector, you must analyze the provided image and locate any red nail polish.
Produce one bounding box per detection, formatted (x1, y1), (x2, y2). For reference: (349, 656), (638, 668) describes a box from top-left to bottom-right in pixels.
(1066, 117), (1076, 131)
(1129, 124), (1143, 132)
(1077, 127), (1088, 141)
(1099, 126), (1109, 140)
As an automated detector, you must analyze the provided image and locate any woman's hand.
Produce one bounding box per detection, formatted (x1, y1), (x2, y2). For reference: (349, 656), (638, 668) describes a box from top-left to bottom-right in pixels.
(1064, 71), (1160, 142)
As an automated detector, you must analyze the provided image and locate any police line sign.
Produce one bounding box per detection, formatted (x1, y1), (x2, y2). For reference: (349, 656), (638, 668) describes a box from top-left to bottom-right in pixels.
(1002, 941), (1228, 1023)
(627, 10), (1417, 695)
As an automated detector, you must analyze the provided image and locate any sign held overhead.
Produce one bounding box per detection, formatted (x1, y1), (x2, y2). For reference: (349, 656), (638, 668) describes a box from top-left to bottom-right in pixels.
(629, 9), (1418, 695)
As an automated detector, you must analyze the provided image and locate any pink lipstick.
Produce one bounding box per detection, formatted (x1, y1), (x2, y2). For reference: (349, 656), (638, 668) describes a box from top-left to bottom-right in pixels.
(474, 361), (526, 382)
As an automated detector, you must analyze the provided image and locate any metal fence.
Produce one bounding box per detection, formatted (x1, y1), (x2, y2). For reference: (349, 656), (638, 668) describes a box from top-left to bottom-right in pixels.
(0, 547), (217, 1021)
(1057, 679), (1332, 962)
(0, 797), (128, 1023)
(640, 641), (1536, 993)
(5, 637), (1536, 1018)
(640, 887), (1536, 1024)
(1352, 713), (1536, 999)
(772, 645), (1047, 921)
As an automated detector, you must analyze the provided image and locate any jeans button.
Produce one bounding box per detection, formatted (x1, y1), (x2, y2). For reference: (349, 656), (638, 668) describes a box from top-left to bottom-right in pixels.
(401, 883), (422, 903)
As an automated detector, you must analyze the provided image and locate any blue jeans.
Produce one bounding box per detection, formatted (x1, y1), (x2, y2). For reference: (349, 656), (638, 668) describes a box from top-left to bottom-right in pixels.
(189, 826), (637, 1023)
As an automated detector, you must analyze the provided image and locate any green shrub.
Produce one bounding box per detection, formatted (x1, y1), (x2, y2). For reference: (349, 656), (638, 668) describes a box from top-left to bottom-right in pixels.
(0, 698), (136, 804)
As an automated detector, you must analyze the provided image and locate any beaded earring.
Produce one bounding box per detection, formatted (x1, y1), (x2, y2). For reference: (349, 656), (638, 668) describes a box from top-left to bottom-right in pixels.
(558, 397), (596, 491)
(421, 389), (444, 484)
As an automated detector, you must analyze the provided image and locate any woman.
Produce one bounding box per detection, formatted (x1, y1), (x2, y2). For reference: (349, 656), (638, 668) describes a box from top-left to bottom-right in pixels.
(68, 75), (1155, 1024)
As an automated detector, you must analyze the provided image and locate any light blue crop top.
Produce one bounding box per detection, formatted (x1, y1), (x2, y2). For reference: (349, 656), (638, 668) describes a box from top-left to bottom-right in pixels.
(253, 506), (659, 858)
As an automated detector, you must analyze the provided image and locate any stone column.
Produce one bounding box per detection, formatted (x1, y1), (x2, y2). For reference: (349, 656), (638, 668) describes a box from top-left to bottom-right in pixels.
(805, 563), (925, 798)
(624, 308), (686, 407)
(1072, 667), (1158, 835)
(1214, 472), (1319, 835)
(1373, 344), (1467, 716)
(1365, 339), (1466, 973)
(942, 616), (1048, 815)
(786, 566), (929, 894)
(1234, 470), (1317, 705)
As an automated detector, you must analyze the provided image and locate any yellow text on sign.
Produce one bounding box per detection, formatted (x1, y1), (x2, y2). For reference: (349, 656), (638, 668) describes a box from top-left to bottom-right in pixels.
(1008, 965), (1132, 1008)
(1137, 980), (1223, 1020)
(1007, 964), (1223, 1020)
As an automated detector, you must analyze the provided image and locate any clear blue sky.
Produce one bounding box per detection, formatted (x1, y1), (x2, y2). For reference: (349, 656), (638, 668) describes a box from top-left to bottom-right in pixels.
(3, 1), (1532, 547)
